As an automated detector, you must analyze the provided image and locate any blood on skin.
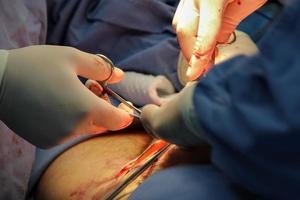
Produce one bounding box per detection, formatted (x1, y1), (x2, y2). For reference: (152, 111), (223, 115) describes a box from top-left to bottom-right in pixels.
(114, 140), (168, 178)
(69, 139), (211, 200)
(69, 141), (167, 200)
(192, 51), (202, 59)
(139, 160), (157, 180)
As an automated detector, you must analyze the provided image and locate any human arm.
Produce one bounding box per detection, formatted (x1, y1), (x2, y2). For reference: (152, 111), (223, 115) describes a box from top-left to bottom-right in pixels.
(142, 30), (258, 147)
(142, 2), (300, 198)
(0, 46), (133, 148)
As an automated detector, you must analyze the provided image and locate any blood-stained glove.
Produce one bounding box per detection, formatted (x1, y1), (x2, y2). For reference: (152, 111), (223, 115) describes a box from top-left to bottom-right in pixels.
(177, 30), (258, 85)
(172, 0), (267, 80)
(141, 83), (207, 147)
(0, 46), (133, 148)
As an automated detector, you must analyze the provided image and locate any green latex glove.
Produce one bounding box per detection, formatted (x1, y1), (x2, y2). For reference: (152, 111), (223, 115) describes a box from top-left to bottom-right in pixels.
(0, 45), (133, 148)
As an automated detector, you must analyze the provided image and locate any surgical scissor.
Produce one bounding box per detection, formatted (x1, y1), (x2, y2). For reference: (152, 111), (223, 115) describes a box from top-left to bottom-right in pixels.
(95, 54), (142, 119)
(95, 54), (171, 200)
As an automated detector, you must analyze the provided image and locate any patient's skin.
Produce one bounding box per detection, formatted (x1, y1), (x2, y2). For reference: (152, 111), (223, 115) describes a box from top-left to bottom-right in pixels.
(35, 130), (152, 200)
(35, 129), (210, 200)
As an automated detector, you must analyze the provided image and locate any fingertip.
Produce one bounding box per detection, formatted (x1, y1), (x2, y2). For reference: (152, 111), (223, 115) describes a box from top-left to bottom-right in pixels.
(110, 108), (134, 130)
(108, 67), (124, 84)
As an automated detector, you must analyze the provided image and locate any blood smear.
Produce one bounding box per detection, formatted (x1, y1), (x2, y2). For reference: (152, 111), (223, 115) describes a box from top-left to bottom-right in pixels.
(114, 140), (168, 178)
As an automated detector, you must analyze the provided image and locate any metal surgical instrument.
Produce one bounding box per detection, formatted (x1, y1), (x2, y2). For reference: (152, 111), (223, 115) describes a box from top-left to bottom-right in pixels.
(95, 54), (142, 119)
(103, 143), (171, 200)
(96, 54), (171, 200)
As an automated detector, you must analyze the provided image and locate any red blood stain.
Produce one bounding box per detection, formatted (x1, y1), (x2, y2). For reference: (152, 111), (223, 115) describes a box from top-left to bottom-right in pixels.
(71, 140), (169, 199)
(193, 51), (202, 59)
(140, 159), (158, 180)
(71, 140), (168, 199)
(114, 140), (168, 178)
(237, 0), (241, 5)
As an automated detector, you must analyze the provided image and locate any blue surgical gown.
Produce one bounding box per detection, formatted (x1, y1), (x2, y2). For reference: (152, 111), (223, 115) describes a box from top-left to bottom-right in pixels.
(46, 0), (281, 91)
(131, 0), (300, 199)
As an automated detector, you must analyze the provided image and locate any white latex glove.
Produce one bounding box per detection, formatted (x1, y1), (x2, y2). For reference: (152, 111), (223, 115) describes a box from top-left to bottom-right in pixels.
(214, 30), (258, 64)
(0, 45), (133, 148)
(141, 83), (206, 147)
(178, 31), (258, 85)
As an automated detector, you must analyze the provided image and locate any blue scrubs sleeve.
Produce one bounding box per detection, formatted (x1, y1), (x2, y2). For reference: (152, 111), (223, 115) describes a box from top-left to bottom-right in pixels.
(192, 1), (300, 199)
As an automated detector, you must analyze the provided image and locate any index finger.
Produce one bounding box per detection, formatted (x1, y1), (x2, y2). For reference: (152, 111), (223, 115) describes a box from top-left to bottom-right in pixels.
(73, 50), (124, 84)
(187, 0), (227, 80)
(196, 0), (227, 53)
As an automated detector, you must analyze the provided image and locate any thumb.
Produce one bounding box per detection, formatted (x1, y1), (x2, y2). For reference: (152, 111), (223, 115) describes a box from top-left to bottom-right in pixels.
(175, 0), (199, 60)
(83, 82), (133, 131)
(91, 97), (134, 131)
(187, 0), (226, 80)
(72, 49), (124, 84)
(74, 80), (133, 135)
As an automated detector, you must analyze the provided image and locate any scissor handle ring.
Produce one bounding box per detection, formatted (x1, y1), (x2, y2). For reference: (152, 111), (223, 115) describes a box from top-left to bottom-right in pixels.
(96, 54), (115, 84)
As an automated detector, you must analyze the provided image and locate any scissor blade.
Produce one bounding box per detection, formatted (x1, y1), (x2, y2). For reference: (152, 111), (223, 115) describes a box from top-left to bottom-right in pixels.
(104, 86), (142, 115)
(128, 112), (141, 119)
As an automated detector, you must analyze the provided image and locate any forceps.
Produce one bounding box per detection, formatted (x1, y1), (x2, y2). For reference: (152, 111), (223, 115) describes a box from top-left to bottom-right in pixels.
(96, 54), (142, 119)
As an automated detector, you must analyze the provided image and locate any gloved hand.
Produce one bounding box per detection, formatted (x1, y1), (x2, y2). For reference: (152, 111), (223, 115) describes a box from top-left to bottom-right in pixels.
(173, 0), (267, 80)
(141, 83), (207, 147)
(0, 45), (133, 148)
(177, 30), (258, 85)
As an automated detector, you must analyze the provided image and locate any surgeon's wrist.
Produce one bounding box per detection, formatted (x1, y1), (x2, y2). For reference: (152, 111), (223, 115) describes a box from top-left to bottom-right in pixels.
(179, 83), (208, 146)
